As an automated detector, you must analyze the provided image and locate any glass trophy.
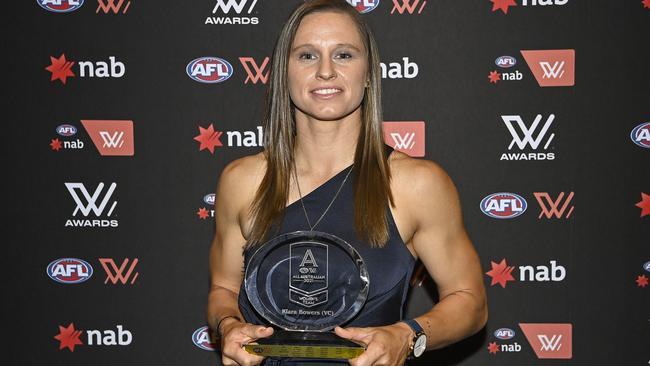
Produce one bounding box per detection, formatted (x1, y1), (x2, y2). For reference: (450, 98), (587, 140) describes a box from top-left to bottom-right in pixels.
(243, 231), (369, 359)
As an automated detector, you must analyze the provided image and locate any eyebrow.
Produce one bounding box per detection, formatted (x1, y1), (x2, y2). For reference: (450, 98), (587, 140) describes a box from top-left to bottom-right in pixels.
(291, 43), (363, 53)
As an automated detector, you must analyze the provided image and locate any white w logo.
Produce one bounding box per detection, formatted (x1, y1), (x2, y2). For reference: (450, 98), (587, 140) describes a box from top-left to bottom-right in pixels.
(212, 0), (257, 14)
(538, 334), (563, 351)
(502, 114), (555, 150)
(99, 131), (125, 148)
(540, 61), (565, 79)
(390, 132), (416, 149)
(65, 182), (118, 217)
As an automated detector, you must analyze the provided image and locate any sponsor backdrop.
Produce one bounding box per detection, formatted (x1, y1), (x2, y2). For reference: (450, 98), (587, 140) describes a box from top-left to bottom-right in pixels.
(6, 0), (649, 365)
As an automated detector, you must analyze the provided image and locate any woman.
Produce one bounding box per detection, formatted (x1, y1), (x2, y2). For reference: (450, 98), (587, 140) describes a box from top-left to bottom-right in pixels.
(207, 1), (487, 365)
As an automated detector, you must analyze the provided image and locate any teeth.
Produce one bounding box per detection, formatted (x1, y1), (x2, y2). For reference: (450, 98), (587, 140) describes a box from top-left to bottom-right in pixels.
(313, 88), (341, 95)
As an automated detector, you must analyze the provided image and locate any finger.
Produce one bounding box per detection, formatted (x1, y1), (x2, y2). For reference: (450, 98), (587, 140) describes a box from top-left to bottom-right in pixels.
(335, 326), (370, 345)
(235, 347), (266, 366)
(241, 325), (274, 341)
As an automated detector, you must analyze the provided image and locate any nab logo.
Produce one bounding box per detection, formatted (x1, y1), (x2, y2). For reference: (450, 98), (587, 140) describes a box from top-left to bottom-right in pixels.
(38, 0), (84, 13)
(519, 323), (572, 359)
(494, 328), (515, 340)
(56, 124), (77, 137)
(47, 258), (93, 284)
(500, 114), (556, 161)
(239, 57), (269, 84)
(194, 124), (263, 154)
(486, 258), (567, 288)
(630, 122), (650, 148)
(346, 0), (380, 13)
(192, 326), (218, 351)
(46, 54), (126, 85)
(480, 193), (527, 219)
(54, 323), (133, 352)
(96, 0), (131, 14)
(521, 49), (575, 87)
(207, 0), (259, 24)
(81, 120), (135, 156)
(382, 121), (425, 157)
(391, 0), (427, 14)
(187, 57), (234, 83)
(64, 182), (118, 228)
(534, 192), (574, 219)
(380, 57), (419, 79)
(99, 258), (139, 285)
(491, 0), (569, 14)
(496, 56), (517, 68)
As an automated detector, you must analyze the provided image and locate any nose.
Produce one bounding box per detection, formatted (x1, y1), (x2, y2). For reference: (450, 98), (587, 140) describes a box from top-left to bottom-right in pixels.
(316, 57), (336, 80)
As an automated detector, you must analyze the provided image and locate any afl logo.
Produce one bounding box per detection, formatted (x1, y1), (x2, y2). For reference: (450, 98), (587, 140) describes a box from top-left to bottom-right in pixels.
(37, 0), (84, 13)
(494, 328), (515, 340)
(630, 122), (650, 148)
(480, 193), (527, 219)
(203, 193), (216, 205)
(47, 258), (93, 284)
(192, 326), (217, 351)
(56, 124), (77, 137)
(186, 57), (233, 84)
(346, 0), (380, 13)
(495, 56), (517, 68)
(643, 261), (650, 273)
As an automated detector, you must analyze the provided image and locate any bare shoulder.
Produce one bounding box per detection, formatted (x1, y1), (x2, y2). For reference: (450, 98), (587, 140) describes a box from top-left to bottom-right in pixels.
(388, 150), (455, 198)
(216, 152), (267, 216)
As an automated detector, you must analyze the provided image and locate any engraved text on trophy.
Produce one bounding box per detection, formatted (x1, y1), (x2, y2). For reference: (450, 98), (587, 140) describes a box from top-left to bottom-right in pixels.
(289, 243), (328, 308)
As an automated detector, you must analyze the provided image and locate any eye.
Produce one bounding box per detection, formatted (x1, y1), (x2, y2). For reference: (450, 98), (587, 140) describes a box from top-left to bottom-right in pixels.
(298, 52), (316, 60)
(336, 52), (353, 60)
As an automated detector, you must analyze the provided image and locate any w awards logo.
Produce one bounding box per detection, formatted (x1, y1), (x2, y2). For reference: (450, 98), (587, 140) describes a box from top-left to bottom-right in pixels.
(96, 0), (131, 14)
(382, 121), (425, 157)
(80, 120), (134, 156)
(239, 57), (269, 85)
(390, 0), (427, 15)
(65, 182), (118, 228)
(500, 114), (556, 161)
(206, 0), (260, 25)
(519, 323), (572, 359)
(521, 49), (575, 87)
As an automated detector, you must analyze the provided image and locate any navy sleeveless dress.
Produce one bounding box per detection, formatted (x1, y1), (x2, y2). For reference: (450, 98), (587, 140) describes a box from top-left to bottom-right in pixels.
(237, 146), (416, 365)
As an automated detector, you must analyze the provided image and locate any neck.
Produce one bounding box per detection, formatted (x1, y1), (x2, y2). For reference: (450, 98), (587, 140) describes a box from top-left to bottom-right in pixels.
(293, 108), (361, 175)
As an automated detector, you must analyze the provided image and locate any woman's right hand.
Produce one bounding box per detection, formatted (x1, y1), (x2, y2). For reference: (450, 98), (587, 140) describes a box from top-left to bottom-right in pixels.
(220, 318), (274, 366)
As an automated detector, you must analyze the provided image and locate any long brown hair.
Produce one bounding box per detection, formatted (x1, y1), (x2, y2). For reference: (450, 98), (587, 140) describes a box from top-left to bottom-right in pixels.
(248, 0), (393, 247)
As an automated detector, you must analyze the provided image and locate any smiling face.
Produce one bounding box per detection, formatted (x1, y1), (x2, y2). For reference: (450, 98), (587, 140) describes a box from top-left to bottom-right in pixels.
(288, 11), (368, 122)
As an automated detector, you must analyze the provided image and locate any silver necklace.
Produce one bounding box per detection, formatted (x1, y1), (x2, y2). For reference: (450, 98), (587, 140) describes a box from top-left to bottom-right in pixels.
(291, 160), (354, 231)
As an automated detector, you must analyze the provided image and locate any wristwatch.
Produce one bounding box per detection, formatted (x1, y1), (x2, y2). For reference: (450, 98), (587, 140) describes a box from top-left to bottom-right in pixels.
(401, 319), (427, 359)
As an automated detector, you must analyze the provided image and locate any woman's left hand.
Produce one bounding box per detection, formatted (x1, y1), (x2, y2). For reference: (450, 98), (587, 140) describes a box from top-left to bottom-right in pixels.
(335, 323), (414, 366)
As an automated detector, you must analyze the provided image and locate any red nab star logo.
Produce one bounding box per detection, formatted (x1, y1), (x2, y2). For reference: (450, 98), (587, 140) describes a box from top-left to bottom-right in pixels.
(54, 323), (83, 352)
(643, 0), (650, 9)
(487, 341), (500, 354)
(46, 54), (75, 85)
(491, 0), (516, 14)
(637, 275), (648, 287)
(635, 192), (650, 218)
(488, 70), (501, 84)
(194, 124), (224, 154)
(197, 207), (210, 219)
(50, 138), (63, 151)
(486, 259), (515, 288)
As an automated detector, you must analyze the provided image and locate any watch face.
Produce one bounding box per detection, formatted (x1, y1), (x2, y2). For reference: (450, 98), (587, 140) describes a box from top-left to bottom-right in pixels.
(413, 334), (427, 357)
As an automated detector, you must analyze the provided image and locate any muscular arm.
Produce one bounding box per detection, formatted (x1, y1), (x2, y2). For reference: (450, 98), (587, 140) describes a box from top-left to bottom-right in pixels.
(407, 160), (487, 349)
(207, 159), (255, 331)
